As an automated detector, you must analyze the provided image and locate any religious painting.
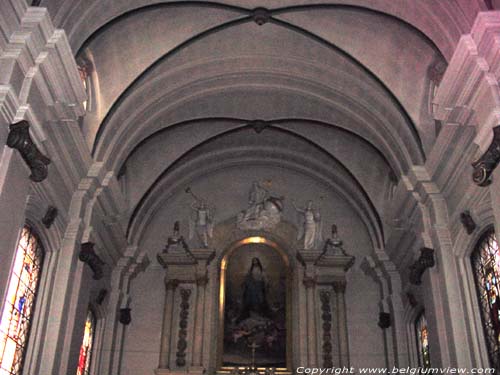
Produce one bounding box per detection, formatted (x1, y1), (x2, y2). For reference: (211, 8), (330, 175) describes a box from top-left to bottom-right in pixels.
(220, 239), (288, 368)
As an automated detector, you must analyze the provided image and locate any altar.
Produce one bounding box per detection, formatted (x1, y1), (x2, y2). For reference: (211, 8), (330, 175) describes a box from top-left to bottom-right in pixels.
(154, 184), (355, 375)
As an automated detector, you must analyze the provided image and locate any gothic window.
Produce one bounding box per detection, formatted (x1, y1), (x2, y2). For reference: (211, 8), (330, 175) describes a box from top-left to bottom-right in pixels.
(471, 228), (500, 369)
(415, 312), (430, 368)
(0, 225), (44, 375)
(76, 309), (96, 375)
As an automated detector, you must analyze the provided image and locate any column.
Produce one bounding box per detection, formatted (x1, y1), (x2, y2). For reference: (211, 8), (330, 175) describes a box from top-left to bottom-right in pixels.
(191, 275), (208, 368)
(333, 281), (349, 367)
(304, 276), (318, 367)
(159, 279), (179, 368)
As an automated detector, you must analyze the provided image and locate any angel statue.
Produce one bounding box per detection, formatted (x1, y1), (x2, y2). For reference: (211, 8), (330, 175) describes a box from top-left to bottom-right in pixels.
(186, 188), (215, 248)
(292, 200), (322, 250)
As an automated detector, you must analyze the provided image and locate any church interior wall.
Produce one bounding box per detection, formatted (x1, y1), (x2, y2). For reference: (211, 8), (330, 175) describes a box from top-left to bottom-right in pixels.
(3, 1), (500, 374)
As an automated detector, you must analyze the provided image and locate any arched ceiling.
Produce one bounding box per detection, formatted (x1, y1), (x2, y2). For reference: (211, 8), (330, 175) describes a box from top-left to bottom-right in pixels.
(126, 126), (385, 249)
(36, 1), (485, 249)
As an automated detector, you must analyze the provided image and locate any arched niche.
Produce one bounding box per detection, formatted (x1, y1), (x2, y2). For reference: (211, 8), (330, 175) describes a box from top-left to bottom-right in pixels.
(217, 236), (293, 372)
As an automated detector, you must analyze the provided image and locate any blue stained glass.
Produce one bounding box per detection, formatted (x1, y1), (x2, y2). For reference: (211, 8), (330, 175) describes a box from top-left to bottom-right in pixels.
(472, 229), (500, 370)
(0, 226), (44, 375)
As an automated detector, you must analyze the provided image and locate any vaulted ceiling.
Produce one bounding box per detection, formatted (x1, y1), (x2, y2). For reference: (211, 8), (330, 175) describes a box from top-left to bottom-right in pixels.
(35, 0), (486, 248)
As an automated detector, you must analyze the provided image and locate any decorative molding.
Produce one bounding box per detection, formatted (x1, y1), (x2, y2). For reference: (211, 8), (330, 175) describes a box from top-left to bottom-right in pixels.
(79, 242), (105, 280)
(7, 120), (50, 182)
(176, 288), (191, 367)
(460, 210), (477, 234)
(251, 8), (270, 25)
(119, 307), (132, 325)
(409, 248), (435, 285)
(472, 126), (500, 186)
(319, 290), (333, 368)
(378, 312), (391, 329)
(41, 205), (58, 228)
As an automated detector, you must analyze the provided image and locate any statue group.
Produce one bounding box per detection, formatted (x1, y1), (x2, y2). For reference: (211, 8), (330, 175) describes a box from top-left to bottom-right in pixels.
(162, 183), (332, 251)
(237, 181), (284, 231)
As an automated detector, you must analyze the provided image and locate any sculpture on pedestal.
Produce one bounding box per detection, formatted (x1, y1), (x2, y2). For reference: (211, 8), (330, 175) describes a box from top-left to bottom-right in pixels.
(156, 221), (193, 268)
(292, 200), (322, 250)
(237, 181), (283, 230)
(186, 187), (215, 248)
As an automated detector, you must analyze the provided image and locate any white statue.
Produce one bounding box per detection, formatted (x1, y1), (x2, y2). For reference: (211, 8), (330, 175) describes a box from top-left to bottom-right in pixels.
(292, 200), (322, 250)
(237, 181), (283, 230)
(242, 181), (269, 222)
(186, 188), (215, 248)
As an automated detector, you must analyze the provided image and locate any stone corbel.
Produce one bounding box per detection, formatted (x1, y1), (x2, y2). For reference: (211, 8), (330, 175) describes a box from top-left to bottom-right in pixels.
(472, 125), (500, 186)
(42, 205), (58, 228)
(409, 248), (435, 285)
(7, 120), (50, 182)
(79, 242), (106, 280)
(119, 307), (132, 325)
(378, 312), (391, 329)
(460, 210), (476, 234)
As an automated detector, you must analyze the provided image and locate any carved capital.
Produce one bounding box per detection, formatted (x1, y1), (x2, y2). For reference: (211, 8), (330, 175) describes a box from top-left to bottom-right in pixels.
(332, 280), (346, 294)
(409, 247), (435, 285)
(42, 205), (58, 228)
(196, 275), (209, 286)
(7, 120), (50, 182)
(303, 276), (316, 288)
(165, 279), (180, 290)
(378, 312), (391, 329)
(472, 125), (500, 186)
(460, 210), (477, 235)
(79, 242), (105, 280)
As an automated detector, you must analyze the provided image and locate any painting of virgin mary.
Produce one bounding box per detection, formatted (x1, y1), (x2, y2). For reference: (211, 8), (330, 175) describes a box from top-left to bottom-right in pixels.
(222, 243), (287, 367)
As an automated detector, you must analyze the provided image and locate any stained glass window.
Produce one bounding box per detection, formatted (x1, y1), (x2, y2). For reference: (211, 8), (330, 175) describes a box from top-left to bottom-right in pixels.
(471, 228), (500, 370)
(415, 312), (430, 368)
(76, 309), (96, 375)
(0, 226), (44, 375)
